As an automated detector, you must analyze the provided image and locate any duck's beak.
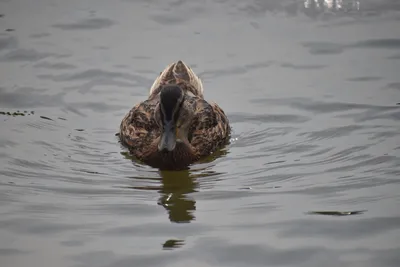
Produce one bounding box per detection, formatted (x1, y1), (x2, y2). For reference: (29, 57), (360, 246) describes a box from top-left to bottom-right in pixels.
(158, 120), (177, 152)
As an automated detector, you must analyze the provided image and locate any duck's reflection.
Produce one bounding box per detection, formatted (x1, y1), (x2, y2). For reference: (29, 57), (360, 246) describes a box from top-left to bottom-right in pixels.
(123, 148), (228, 223)
(157, 170), (197, 223)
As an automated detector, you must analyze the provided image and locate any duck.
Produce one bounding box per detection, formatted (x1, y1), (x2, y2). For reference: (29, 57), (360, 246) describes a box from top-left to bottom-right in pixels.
(119, 60), (231, 170)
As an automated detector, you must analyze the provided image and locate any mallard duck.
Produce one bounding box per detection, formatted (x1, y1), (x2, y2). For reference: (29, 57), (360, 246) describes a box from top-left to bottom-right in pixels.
(119, 60), (231, 170)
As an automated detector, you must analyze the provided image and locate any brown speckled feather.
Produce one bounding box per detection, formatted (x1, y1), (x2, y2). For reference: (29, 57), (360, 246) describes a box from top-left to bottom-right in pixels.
(189, 99), (231, 158)
(119, 96), (160, 158)
(119, 61), (230, 170)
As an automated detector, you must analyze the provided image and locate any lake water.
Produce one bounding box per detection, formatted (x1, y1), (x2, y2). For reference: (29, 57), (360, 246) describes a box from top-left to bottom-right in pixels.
(1, 0), (400, 266)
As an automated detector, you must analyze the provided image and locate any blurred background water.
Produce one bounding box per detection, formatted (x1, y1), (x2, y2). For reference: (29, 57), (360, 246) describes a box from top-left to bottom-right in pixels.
(0, 0), (400, 266)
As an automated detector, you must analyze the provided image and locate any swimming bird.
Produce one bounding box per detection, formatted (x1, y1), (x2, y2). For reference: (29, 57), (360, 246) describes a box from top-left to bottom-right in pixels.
(119, 60), (230, 170)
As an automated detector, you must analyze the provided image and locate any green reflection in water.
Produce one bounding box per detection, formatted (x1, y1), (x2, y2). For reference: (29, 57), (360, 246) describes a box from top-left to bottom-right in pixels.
(126, 166), (223, 223)
(162, 239), (185, 250)
(121, 144), (227, 223)
(157, 170), (198, 223)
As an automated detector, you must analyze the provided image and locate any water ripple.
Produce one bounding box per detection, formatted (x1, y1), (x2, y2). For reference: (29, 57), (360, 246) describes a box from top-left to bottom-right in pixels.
(52, 18), (115, 31)
(0, 49), (62, 62)
(0, 35), (17, 51)
(271, 216), (400, 239)
(1, 1), (400, 266)
(252, 97), (400, 114)
(230, 112), (309, 124)
(34, 61), (76, 70)
(303, 38), (400, 55)
(37, 69), (151, 83)
(298, 125), (365, 140)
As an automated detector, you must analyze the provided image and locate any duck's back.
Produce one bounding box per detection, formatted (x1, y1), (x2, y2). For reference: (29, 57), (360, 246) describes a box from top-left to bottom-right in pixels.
(149, 60), (204, 98)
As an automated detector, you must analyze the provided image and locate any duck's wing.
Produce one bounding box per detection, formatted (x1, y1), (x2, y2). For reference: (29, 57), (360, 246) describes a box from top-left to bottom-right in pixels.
(149, 60), (204, 98)
(189, 99), (231, 157)
(119, 98), (159, 154)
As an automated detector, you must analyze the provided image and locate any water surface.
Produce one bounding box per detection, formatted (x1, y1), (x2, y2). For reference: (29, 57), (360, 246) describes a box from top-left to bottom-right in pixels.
(1, 0), (400, 266)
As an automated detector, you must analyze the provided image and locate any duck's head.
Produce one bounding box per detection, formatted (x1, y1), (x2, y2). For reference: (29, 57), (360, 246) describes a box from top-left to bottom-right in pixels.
(155, 85), (195, 153)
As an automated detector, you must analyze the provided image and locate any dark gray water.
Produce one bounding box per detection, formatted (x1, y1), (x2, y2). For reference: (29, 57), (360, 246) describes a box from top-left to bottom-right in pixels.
(1, 0), (400, 266)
